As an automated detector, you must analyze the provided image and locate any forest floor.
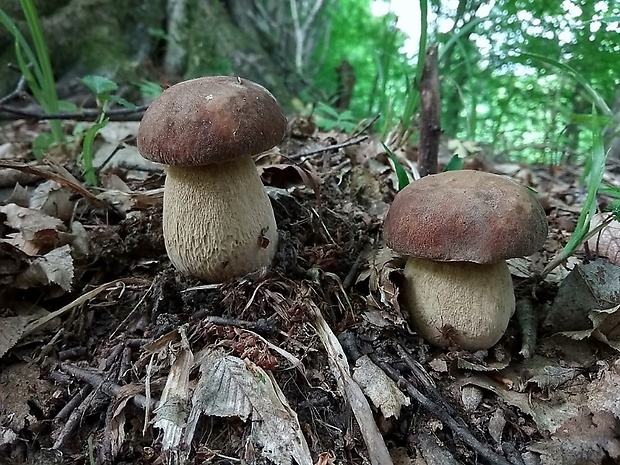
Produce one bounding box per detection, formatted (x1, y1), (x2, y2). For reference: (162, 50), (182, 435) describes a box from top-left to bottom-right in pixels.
(1, 115), (620, 465)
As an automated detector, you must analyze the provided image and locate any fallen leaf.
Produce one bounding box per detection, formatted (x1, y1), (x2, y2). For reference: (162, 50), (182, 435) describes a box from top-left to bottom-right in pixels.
(352, 355), (410, 418)
(183, 349), (312, 465)
(544, 260), (620, 332)
(0, 316), (32, 358)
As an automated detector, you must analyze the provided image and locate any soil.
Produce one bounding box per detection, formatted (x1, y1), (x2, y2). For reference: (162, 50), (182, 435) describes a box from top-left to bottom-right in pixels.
(0, 115), (618, 465)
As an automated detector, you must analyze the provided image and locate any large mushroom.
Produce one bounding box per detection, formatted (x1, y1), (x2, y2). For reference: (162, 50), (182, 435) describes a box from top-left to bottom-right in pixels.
(137, 76), (287, 282)
(384, 170), (548, 350)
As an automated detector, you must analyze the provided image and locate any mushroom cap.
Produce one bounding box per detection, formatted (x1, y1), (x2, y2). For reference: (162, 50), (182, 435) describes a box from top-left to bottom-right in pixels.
(384, 170), (548, 264)
(137, 76), (287, 166)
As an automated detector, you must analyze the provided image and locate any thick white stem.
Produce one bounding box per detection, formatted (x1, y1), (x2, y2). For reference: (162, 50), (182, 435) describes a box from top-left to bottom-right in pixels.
(403, 257), (515, 350)
(163, 157), (278, 282)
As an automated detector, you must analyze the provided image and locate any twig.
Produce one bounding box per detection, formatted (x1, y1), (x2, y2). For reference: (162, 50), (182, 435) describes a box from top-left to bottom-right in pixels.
(58, 362), (156, 411)
(516, 298), (537, 358)
(418, 45), (440, 176)
(288, 134), (369, 160)
(54, 384), (92, 422)
(0, 76), (27, 105)
(197, 315), (280, 336)
(0, 103), (148, 122)
(369, 353), (512, 465)
(53, 382), (105, 450)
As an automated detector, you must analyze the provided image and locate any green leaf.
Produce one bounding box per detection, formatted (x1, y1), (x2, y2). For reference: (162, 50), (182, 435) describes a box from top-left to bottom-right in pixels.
(109, 94), (137, 109)
(58, 100), (79, 112)
(139, 79), (163, 99)
(382, 142), (410, 190)
(31, 132), (56, 159)
(81, 75), (118, 96)
(442, 155), (463, 172)
(81, 117), (109, 185)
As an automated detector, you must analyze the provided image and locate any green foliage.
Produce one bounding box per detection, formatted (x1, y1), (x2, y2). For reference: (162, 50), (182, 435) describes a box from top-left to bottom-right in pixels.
(311, 0), (620, 164)
(442, 155), (463, 171)
(313, 102), (362, 133)
(0, 0), (64, 150)
(383, 142), (410, 190)
(77, 75), (139, 185)
(311, 0), (415, 133)
(543, 122), (607, 276)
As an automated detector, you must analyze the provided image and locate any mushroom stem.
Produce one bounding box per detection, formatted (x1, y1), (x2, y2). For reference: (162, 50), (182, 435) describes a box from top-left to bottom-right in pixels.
(403, 257), (515, 350)
(162, 156), (278, 282)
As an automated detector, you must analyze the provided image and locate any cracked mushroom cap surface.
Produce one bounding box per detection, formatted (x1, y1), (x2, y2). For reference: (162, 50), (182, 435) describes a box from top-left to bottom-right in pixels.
(137, 76), (287, 166)
(384, 170), (548, 263)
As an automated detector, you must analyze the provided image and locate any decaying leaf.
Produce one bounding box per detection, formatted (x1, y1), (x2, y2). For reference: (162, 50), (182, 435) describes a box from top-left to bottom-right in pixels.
(461, 357), (620, 464)
(544, 259), (620, 332)
(529, 409), (620, 465)
(0, 316), (32, 358)
(356, 246), (406, 326)
(587, 213), (620, 265)
(183, 349), (312, 465)
(29, 180), (75, 221)
(259, 163), (323, 193)
(14, 244), (74, 291)
(0, 203), (66, 255)
(524, 365), (583, 391)
(152, 326), (194, 458)
(310, 298), (394, 465)
(352, 355), (410, 418)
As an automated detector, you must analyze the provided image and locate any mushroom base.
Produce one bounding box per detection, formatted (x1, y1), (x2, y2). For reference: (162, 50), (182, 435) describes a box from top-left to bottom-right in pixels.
(163, 157), (278, 282)
(403, 257), (515, 350)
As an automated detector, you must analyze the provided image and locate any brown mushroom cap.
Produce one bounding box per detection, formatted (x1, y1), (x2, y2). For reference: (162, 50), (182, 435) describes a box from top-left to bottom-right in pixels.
(137, 76), (287, 166)
(384, 170), (548, 263)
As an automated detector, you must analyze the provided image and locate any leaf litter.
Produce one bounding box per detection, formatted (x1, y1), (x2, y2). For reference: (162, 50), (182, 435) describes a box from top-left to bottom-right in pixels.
(1, 119), (620, 464)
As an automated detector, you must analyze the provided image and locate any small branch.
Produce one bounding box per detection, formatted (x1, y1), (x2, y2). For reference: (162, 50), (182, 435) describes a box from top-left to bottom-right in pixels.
(418, 45), (440, 177)
(516, 298), (537, 358)
(289, 134), (368, 160)
(58, 362), (156, 411)
(0, 76), (27, 105)
(369, 350), (512, 465)
(0, 104), (148, 122)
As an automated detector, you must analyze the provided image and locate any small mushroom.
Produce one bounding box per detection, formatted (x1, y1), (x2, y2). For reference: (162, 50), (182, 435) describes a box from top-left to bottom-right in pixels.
(137, 76), (287, 282)
(384, 170), (548, 350)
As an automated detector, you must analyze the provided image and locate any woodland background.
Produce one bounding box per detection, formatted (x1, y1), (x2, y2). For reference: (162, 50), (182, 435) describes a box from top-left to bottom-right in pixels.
(2, 0), (619, 164)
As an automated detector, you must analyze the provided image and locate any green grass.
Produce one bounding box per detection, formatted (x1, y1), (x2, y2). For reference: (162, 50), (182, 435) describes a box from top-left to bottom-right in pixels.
(0, 0), (65, 149)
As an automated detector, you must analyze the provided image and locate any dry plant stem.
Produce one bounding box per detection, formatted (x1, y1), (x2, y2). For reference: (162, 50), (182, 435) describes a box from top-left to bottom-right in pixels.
(163, 158), (278, 282)
(0, 103), (148, 121)
(372, 355), (512, 465)
(59, 362), (156, 411)
(393, 344), (459, 417)
(54, 384), (92, 422)
(288, 134), (368, 160)
(515, 298), (537, 358)
(53, 382), (105, 450)
(418, 45), (440, 177)
(0, 160), (113, 212)
(0, 76), (26, 105)
(199, 315), (279, 335)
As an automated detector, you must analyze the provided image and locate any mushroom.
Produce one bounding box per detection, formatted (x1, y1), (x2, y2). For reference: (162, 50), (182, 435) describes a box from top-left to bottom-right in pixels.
(137, 76), (287, 282)
(384, 170), (548, 350)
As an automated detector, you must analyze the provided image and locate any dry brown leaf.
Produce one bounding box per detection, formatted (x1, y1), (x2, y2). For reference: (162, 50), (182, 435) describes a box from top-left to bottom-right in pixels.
(0, 316), (32, 358)
(259, 163), (323, 193)
(529, 409), (620, 465)
(352, 355), (410, 418)
(14, 244), (74, 291)
(545, 260), (620, 333)
(357, 247), (406, 326)
(29, 179), (75, 221)
(183, 349), (312, 465)
(587, 213), (620, 264)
